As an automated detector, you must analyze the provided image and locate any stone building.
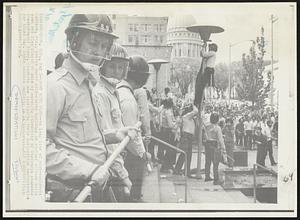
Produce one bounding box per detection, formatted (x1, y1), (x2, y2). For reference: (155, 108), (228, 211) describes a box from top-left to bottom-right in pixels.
(110, 14), (172, 93)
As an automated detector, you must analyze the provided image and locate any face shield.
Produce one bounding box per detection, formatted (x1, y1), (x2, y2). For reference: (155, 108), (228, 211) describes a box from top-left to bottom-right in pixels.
(100, 58), (129, 86)
(67, 30), (114, 77)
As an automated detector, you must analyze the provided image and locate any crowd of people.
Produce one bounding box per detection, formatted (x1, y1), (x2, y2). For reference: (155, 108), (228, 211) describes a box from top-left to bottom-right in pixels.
(46, 13), (278, 203)
(144, 90), (278, 185)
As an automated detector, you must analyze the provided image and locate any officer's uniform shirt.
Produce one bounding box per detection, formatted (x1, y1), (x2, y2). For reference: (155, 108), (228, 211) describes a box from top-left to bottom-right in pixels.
(92, 76), (129, 180)
(117, 80), (146, 157)
(134, 88), (151, 137)
(47, 57), (122, 181)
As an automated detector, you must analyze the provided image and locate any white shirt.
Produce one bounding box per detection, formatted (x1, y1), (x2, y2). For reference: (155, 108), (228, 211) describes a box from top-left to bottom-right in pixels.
(244, 121), (252, 131)
(201, 50), (216, 68)
(264, 125), (272, 140)
(182, 107), (198, 135)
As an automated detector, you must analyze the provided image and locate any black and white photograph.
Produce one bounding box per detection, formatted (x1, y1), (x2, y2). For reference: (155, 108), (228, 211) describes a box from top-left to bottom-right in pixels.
(3, 2), (297, 217)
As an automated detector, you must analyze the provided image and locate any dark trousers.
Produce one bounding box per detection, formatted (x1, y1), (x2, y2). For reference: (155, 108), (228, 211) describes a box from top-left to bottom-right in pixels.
(175, 132), (193, 174)
(256, 144), (267, 167)
(236, 132), (244, 146)
(124, 151), (145, 200)
(225, 141), (234, 167)
(157, 127), (177, 170)
(194, 67), (215, 107)
(204, 144), (219, 181)
(266, 140), (276, 165)
(245, 130), (253, 149)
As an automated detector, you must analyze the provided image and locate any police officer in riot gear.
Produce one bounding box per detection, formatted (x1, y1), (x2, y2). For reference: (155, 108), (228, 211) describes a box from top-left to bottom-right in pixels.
(93, 43), (134, 201)
(46, 14), (137, 202)
(117, 55), (152, 202)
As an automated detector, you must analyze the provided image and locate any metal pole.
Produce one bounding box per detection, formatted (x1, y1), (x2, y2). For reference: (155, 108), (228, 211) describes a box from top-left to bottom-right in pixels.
(196, 110), (203, 179)
(228, 44), (231, 104)
(270, 14), (274, 109)
(184, 153), (188, 203)
(196, 42), (207, 179)
(253, 164), (257, 203)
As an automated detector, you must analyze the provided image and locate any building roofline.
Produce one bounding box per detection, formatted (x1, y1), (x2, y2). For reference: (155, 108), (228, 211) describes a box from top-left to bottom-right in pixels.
(123, 45), (173, 48)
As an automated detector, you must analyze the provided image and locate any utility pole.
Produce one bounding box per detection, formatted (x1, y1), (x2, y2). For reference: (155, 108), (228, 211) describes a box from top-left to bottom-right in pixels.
(229, 44), (232, 104)
(270, 14), (278, 109)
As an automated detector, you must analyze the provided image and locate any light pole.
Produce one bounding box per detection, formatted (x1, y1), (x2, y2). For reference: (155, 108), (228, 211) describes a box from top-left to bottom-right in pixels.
(186, 24), (224, 179)
(148, 59), (169, 106)
(271, 14), (278, 109)
(228, 40), (255, 104)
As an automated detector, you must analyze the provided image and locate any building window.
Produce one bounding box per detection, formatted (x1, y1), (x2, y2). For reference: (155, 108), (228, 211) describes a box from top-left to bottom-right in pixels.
(112, 14), (116, 19)
(154, 35), (159, 42)
(154, 24), (159, 32)
(160, 35), (164, 43)
(142, 35), (150, 43)
(129, 24), (133, 32)
(142, 24), (150, 31)
(159, 24), (164, 32)
(113, 24), (116, 30)
(134, 24), (138, 32)
(128, 35), (133, 43)
(179, 48), (181, 57)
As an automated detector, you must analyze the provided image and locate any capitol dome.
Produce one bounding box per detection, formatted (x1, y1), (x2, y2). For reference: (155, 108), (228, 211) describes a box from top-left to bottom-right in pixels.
(167, 15), (203, 59)
(167, 14), (197, 32)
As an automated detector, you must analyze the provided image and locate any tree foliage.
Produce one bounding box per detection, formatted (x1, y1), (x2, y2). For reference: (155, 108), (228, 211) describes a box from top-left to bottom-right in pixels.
(214, 61), (244, 99)
(169, 57), (201, 96)
(235, 27), (270, 109)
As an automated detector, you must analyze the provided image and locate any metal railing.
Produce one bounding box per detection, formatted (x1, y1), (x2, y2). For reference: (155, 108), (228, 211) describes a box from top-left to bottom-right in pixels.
(149, 135), (188, 203)
(253, 163), (278, 203)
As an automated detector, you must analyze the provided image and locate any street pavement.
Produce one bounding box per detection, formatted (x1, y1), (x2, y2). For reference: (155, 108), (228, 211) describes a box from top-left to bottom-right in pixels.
(142, 144), (278, 203)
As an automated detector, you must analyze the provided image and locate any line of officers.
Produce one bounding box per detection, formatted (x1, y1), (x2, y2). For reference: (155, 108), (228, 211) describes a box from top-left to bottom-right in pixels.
(46, 14), (155, 202)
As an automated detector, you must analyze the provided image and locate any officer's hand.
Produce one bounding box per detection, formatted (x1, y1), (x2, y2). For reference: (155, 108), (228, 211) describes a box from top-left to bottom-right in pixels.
(90, 166), (110, 187)
(142, 152), (152, 161)
(143, 136), (151, 146)
(116, 127), (139, 141)
(121, 177), (132, 195)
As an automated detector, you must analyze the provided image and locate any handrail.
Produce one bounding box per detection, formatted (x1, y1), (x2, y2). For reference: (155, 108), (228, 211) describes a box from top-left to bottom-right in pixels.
(149, 135), (188, 203)
(253, 163), (278, 203)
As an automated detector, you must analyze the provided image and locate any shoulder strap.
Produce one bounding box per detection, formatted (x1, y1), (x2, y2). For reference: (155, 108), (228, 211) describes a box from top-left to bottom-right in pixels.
(117, 84), (134, 96)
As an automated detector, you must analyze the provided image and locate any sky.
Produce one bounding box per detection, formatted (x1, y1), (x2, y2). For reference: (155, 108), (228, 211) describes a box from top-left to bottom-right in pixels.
(46, 3), (294, 68)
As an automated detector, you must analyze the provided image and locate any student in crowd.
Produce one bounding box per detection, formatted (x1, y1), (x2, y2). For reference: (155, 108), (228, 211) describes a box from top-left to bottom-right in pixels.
(203, 112), (226, 185)
(194, 43), (218, 108)
(244, 116), (253, 150)
(158, 98), (178, 173)
(264, 120), (277, 166)
(146, 89), (161, 163)
(253, 126), (267, 167)
(174, 104), (198, 176)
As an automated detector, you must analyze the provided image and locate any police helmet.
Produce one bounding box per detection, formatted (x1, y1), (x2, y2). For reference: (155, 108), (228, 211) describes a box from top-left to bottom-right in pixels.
(127, 55), (151, 86)
(65, 14), (118, 40)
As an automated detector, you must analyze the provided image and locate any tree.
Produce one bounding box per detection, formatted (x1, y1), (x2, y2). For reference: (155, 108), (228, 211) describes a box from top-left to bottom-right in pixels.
(235, 27), (270, 109)
(169, 57), (201, 96)
(214, 63), (229, 98)
(214, 61), (244, 99)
